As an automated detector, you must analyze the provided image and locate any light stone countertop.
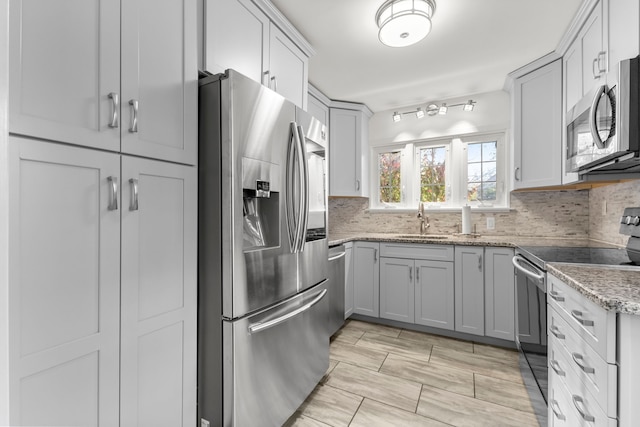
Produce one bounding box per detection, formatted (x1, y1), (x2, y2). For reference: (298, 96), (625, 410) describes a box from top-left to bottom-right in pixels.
(329, 232), (640, 315)
(547, 263), (640, 315)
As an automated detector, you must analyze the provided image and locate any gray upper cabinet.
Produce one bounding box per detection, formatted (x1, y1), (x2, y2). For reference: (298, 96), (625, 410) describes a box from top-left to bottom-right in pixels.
(9, 0), (197, 165)
(512, 59), (562, 189)
(353, 242), (379, 317)
(484, 247), (515, 341)
(454, 246), (485, 336)
(205, 0), (311, 109)
(9, 0), (121, 152)
(120, 0), (197, 165)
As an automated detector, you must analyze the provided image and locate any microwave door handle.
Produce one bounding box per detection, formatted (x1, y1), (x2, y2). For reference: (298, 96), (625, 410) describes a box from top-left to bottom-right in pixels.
(286, 122), (299, 252)
(296, 125), (309, 252)
(589, 85), (607, 149)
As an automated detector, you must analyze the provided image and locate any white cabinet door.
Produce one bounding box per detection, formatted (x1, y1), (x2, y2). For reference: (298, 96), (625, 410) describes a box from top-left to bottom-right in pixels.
(344, 242), (354, 318)
(581, 2), (606, 95)
(329, 108), (369, 197)
(268, 23), (308, 109)
(484, 247), (515, 341)
(9, 0), (120, 152)
(308, 93), (329, 126)
(415, 260), (454, 330)
(513, 59), (562, 189)
(380, 258), (414, 323)
(454, 246), (485, 336)
(205, 0), (269, 84)
(120, 156), (197, 427)
(564, 40), (583, 113)
(121, 0), (197, 165)
(353, 242), (379, 317)
(8, 136), (120, 426)
(608, 0), (640, 79)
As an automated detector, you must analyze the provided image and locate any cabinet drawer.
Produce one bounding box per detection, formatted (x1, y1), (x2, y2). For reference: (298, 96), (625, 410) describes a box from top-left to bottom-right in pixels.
(548, 356), (616, 427)
(379, 243), (453, 261)
(548, 274), (616, 362)
(548, 306), (617, 418)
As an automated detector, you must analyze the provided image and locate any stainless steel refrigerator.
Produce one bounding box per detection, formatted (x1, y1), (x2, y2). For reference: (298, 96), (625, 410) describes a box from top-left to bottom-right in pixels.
(198, 69), (329, 427)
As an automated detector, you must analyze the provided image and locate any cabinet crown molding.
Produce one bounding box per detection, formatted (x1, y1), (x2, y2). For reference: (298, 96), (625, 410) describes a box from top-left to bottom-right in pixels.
(329, 100), (374, 117)
(251, 0), (316, 57)
(555, 0), (601, 55)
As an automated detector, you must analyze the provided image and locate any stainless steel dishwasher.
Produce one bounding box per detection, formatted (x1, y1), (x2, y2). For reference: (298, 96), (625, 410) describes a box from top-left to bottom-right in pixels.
(328, 245), (346, 336)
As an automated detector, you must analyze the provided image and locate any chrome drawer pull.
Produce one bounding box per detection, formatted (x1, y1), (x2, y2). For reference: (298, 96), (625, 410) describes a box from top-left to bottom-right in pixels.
(550, 325), (565, 340)
(550, 359), (565, 376)
(550, 399), (566, 421)
(572, 395), (595, 422)
(571, 310), (594, 326)
(549, 290), (565, 302)
(572, 353), (595, 374)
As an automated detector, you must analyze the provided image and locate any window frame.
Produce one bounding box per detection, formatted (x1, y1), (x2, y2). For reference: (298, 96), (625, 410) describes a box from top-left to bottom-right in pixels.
(369, 131), (509, 211)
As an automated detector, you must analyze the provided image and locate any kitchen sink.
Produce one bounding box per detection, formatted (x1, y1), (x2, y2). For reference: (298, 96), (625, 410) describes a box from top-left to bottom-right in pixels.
(395, 234), (450, 240)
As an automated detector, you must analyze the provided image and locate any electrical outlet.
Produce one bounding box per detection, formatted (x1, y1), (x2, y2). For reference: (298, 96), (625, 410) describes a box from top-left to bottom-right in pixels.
(201, 419), (211, 427)
(486, 217), (495, 230)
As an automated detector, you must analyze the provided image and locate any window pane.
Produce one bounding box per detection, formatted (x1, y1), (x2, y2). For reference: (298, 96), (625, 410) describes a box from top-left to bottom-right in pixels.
(419, 147), (446, 203)
(467, 183), (480, 201)
(467, 143), (482, 163)
(468, 163), (482, 183)
(378, 151), (401, 203)
(483, 161), (497, 182)
(483, 142), (497, 161)
(481, 182), (497, 201)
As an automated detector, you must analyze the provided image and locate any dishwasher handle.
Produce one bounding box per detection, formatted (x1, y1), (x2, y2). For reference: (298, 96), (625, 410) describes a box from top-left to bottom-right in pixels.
(512, 255), (545, 283)
(248, 289), (327, 334)
(328, 251), (346, 262)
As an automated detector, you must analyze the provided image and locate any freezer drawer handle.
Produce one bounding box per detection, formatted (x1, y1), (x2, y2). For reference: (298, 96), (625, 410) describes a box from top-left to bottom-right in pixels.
(248, 289), (328, 334)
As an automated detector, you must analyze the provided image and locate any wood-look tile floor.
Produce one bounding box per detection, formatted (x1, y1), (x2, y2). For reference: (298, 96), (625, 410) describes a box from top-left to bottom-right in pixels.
(284, 320), (541, 427)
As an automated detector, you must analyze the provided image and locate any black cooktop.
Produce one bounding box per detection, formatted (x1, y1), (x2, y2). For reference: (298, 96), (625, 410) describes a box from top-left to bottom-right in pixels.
(518, 245), (633, 269)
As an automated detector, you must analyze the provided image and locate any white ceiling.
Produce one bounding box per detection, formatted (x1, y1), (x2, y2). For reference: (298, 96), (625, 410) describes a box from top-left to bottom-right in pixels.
(270, 0), (583, 113)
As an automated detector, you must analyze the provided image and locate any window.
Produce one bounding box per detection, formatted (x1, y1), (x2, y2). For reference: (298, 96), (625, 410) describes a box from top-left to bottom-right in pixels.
(378, 150), (401, 203)
(371, 132), (507, 210)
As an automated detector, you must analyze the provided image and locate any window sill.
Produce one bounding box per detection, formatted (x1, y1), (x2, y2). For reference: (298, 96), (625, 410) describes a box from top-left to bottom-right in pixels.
(366, 206), (513, 214)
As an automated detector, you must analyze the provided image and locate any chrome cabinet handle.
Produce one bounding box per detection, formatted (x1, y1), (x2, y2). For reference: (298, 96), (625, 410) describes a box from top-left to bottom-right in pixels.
(271, 75), (278, 92)
(416, 266), (419, 282)
(550, 325), (565, 340)
(592, 58), (601, 79)
(129, 178), (139, 211)
(572, 352), (595, 374)
(549, 290), (565, 302)
(356, 179), (360, 191)
(571, 309), (594, 326)
(572, 395), (595, 422)
(108, 92), (119, 128)
(477, 254), (482, 271)
(514, 167), (520, 181)
(374, 248), (378, 263)
(129, 99), (139, 133)
(107, 176), (118, 211)
(550, 399), (566, 421)
(409, 266), (413, 281)
(550, 359), (565, 376)
(263, 70), (270, 86)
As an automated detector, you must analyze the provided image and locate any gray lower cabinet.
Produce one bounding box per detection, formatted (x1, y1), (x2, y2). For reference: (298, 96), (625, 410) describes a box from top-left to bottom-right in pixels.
(379, 257), (414, 323)
(455, 246), (485, 336)
(415, 260), (455, 330)
(484, 247), (515, 341)
(353, 242), (379, 317)
(344, 242), (354, 318)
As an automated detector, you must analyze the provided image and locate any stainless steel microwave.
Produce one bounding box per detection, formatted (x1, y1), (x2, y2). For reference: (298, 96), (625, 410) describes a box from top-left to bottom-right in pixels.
(566, 56), (640, 174)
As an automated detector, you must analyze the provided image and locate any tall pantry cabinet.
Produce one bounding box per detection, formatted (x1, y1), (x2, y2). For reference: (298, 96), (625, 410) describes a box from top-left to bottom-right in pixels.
(7, 0), (197, 425)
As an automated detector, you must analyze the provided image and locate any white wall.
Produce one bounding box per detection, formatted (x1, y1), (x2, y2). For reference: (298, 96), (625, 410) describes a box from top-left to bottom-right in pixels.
(0, 0), (10, 422)
(369, 90), (510, 147)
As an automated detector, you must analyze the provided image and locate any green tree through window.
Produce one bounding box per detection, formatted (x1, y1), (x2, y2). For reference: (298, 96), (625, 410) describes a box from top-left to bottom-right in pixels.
(378, 151), (401, 203)
(419, 147), (446, 202)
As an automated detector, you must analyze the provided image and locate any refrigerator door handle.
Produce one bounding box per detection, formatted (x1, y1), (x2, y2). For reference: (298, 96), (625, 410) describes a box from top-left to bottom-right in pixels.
(286, 122), (299, 252)
(248, 288), (328, 334)
(296, 125), (309, 252)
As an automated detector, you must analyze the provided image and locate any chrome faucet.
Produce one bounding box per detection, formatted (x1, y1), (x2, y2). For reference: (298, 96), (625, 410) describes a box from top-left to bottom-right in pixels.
(417, 202), (430, 235)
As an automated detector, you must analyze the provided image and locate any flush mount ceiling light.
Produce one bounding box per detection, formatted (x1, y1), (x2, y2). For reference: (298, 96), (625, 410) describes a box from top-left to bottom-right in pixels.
(375, 0), (436, 48)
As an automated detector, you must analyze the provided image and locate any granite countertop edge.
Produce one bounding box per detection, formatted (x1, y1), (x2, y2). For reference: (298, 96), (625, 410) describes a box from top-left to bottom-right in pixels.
(329, 233), (640, 316)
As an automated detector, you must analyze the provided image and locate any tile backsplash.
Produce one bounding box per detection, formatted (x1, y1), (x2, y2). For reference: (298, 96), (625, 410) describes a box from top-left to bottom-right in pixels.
(329, 180), (640, 245)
